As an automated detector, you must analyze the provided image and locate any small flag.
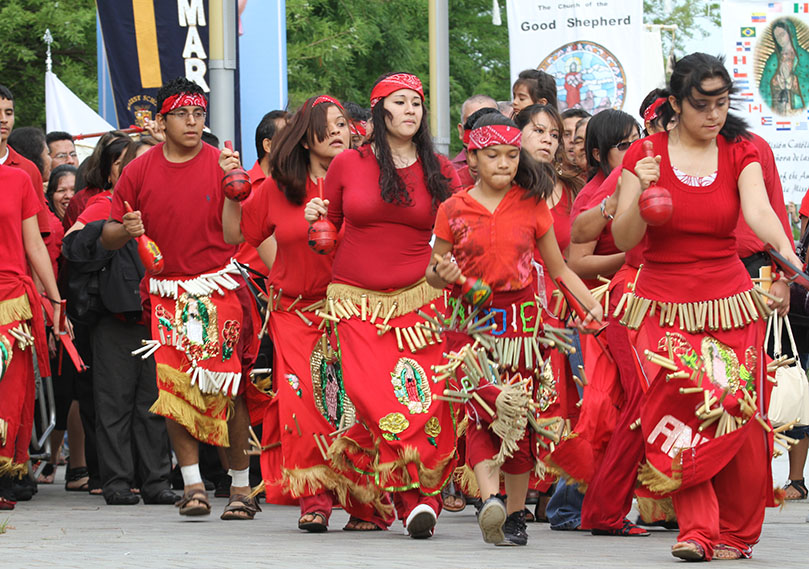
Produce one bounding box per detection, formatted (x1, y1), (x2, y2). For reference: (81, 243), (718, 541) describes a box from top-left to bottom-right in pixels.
(769, 2), (782, 11)
(739, 94), (755, 103)
(761, 115), (772, 125)
(797, 122), (808, 131)
(733, 69), (749, 78)
(752, 13), (767, 22)
(741, 27), (756, 37)
(796, 3), (809, 13)
(734, 55), (747, 65)
(735, 41), (752, 52)
(776, 121), (791, 130)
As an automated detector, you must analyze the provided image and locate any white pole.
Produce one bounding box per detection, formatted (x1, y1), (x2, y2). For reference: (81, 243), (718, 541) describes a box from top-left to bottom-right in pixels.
(429, 0), (450, 156)
(209, 0), (237, 145)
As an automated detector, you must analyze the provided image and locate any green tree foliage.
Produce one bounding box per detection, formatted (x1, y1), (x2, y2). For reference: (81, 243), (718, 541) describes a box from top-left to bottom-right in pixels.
(0, 0), (97, 129)
(644, 0), (721, 55)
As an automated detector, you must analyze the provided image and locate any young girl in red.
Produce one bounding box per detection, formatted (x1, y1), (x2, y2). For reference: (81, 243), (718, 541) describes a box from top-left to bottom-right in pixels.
(428, 113), (601, 546)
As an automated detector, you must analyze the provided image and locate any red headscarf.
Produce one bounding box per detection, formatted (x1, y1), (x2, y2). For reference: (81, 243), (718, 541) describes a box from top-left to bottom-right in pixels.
(370, 73), (424, 109)
(159, 92), (208, 115)
(467, 125), (522, 150)
(312, 95), (344, 109)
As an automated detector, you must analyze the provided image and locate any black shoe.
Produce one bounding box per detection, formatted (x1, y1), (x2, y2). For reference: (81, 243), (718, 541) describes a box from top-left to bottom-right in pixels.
(11, 476), (37, 501)
(477, 494), (507, 545)
(498, 509), (528, 546)
(143, 488), (180, 505)
(105, 490), (140, 505)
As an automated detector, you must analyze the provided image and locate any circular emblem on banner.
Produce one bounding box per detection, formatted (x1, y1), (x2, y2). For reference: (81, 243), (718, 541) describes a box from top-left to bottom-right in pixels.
(538, 41), (626, 113)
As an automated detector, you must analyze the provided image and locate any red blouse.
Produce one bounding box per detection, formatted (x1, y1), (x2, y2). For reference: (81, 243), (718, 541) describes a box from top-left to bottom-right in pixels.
(240, 176), (333, 298)
(325, 148), (461, 290)
(434, 186), (553, 291)
(622, 132), (759, 302)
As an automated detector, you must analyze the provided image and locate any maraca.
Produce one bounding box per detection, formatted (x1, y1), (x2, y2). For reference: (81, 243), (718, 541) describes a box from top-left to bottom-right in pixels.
(307, 178), (337, 255)
(125, 202), (164, 275)
(221, 141), (252, 201)
(554, 277), (604, 332)
(433, 254), (493, 307)
(638, 140), (673, 226)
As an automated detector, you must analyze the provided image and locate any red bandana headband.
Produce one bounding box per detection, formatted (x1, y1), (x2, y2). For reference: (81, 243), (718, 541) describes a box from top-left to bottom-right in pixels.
(160, 92), (208, 115)
(467, 125), (522, 150)
(312, 95), (344, 109)
(643, 97), (667, 122)
(349, 120), (367, 137)
(370, 73), (424, 109)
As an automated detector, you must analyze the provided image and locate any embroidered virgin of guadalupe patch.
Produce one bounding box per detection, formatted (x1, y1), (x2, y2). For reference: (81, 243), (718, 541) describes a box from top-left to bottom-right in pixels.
(390, 357), (432, 414)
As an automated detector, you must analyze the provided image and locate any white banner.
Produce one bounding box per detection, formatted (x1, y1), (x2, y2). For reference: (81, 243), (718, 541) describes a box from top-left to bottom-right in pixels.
(721, 1), (809, 205)
(505, 0), (647, 119)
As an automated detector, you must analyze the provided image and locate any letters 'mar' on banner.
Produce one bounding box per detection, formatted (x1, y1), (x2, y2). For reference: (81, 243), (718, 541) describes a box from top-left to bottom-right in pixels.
(505, 0), (644, 118)
(97, 0), (210, 129)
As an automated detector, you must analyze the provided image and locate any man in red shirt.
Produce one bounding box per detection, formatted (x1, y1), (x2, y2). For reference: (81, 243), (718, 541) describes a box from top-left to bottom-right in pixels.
(0, 85), (50, 236)
(101, 78), (258, 520)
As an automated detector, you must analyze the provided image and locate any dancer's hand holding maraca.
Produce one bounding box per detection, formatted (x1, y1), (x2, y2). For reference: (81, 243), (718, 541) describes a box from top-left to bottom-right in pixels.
(122, 201), (145, 238)
(304, 195), (329, 222)
(431, 252), (462, 286)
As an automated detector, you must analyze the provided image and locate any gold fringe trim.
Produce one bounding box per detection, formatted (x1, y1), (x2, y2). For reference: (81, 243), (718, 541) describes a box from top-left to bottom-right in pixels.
(328, 435), (378, 475)
(543, 455), (589, 494)
(490, 385), (531, 467)
(0, 295), (32, 327)
(456, 416), (468, 438)
(327, 278), (442, 322)
(156, 364), (231, 418)
(456, 463), (480, 497)
(149, 390), (230, 447)
(637, 459), (682, 495)
(282, 464), (393, 516)
(636, 495), (676, 523)
(0, 456), (27, 478)
(619, 287), (770, 332)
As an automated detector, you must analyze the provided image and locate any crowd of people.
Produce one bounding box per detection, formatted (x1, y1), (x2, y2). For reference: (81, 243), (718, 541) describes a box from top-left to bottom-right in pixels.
(2, 50), (809, 562)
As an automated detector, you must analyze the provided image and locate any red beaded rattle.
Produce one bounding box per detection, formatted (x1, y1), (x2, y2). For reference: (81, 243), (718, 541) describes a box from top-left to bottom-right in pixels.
(638, 140), (673, 226)
(433, 254), (493, 307)
(125, 202), (164, 275)
(221, 141), (252, 202)
(307, 178), (337, 255)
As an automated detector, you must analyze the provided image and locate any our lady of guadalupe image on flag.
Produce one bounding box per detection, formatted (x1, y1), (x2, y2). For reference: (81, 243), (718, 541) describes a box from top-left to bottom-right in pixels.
(755, 17), (809, 115)
(538, 40), (626, 113)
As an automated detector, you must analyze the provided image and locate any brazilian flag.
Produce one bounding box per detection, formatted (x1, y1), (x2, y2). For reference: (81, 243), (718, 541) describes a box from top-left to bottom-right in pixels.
(741, 27), (756, 38)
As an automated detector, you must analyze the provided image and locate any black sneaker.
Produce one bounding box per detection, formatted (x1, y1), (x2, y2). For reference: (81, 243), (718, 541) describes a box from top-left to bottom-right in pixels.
(477, 494), (507, 544)
(498, 509), (528, 546)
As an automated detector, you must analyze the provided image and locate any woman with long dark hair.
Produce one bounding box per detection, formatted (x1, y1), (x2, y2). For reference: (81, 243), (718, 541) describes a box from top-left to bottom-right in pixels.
(223, 95), (387, 531)
(304, 72), (461, 539)
(613, 53), (799, 561)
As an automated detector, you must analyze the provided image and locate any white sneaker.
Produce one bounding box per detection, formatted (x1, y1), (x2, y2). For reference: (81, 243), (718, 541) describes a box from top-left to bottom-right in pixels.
(405, 503), (436, 539)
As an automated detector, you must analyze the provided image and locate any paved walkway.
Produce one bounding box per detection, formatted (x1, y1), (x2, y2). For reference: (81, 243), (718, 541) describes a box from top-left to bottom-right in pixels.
(1, 457), (807, 568)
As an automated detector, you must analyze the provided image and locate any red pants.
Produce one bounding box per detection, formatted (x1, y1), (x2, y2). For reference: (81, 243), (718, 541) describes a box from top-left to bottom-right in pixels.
(581, 318), (643, 530)
(672, 425), (768, 560)
(0, 340), (35, 474)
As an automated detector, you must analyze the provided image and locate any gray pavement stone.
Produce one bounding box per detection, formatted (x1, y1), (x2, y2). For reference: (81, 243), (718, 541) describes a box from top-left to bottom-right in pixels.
(1, 457), (807, 568)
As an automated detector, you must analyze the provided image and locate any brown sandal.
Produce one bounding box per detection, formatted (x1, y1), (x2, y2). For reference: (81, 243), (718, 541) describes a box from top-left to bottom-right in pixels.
(298, 511), (328, 533)
(220, 493), (261, 520)
(176, 489), (211, 516)
(671, 540), (706, 561)
(713, 544), (743, 560)
(343, 516), (383, 531)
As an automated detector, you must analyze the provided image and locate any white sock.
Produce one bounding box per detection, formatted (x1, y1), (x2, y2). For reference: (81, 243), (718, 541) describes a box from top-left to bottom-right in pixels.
(180, 463), (203, 487)
(228, 467), (250, 488)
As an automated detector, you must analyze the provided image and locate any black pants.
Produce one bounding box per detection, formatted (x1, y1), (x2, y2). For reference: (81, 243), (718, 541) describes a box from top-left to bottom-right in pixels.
(72, 321), (99, 483)
(91, 315), (171, 498)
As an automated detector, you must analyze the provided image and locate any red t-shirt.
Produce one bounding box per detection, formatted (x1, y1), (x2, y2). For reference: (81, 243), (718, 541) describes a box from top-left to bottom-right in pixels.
(240, 176), (332, 297)
(110, 143), (237, 276)
(64, 186), (104, 230)
(800, 189), (809, 218)
(6, 145), (50, 235)
(325, 148), (462, 290)
(0, 164), (42, 275)
(623, 132), (758, 301)
(551, 186), (573, 256)
(46, 210), (64, 278)
(434, 186), (553, 291)
(734, 133), (792, 257)
(247, 160), (266, 191)
(77, 191), (113, 225)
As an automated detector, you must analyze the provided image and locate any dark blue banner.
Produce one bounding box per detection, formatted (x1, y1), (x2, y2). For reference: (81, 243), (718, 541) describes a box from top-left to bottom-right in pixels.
(97, 0), (210, 128)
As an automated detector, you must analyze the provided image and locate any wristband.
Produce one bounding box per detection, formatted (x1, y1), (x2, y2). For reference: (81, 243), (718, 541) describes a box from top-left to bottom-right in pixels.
(600, 197), (614, 220)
